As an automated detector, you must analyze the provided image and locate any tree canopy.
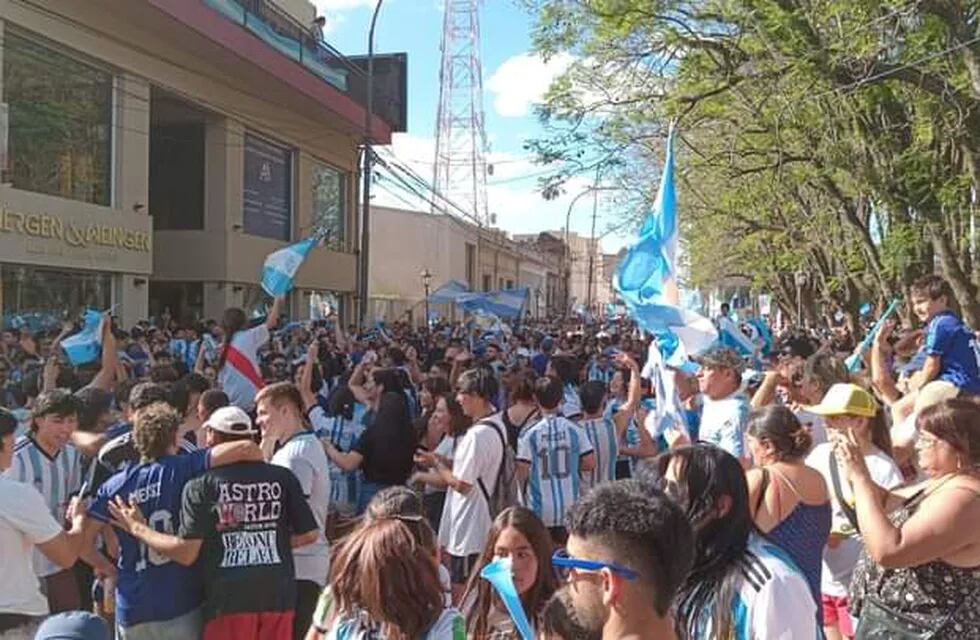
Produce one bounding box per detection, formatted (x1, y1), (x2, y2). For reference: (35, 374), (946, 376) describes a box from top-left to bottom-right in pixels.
(522, 0), (980, 327)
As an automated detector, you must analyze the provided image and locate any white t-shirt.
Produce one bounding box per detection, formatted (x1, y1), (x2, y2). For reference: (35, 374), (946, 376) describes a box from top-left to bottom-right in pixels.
(0, 475), (63, 615)
(271, 430), (331, 586)
(438, 416), (504, 557)
(692, 533), (819, 640)
(805, 442), (903, 596)
(699, 392), (750, 459)
(4, 437), (84, 577)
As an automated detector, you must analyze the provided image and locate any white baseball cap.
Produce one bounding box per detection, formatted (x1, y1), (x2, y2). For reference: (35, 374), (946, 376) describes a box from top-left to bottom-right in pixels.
(203, 406), (257, 435)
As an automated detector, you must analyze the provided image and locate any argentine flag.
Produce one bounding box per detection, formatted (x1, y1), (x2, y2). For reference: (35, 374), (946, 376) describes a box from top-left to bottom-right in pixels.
(615, 125), (716, 439)
(717, 316), (758, 357)
(261, 236), (319, 297)
(614, 124), (718, 357)
(62, 309), (104, 366)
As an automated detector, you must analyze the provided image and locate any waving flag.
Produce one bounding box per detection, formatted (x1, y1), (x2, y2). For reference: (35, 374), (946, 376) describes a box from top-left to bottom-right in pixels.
(261, 236), (319, 297)
(62, 309), (104, 366)
(717, 316), (757, 357)
(427, 279), (470, 304)
(643, 340), (689, 439)
(614, 124), (718, 357)
(457, 287), (528, 319)
(616, 126), (678, 307)
(746, 316), (773, 355)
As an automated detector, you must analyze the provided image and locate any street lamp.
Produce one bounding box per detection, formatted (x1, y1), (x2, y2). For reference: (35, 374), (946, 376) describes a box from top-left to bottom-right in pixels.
(421, 268), (432, 328)
(794, 270), (808, 327)
(563, 188), (596, 316)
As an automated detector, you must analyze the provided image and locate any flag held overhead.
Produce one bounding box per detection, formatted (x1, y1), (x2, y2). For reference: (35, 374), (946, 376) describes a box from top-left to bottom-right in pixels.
(62, 309), (104, 366)
(261, 236), (319, 297)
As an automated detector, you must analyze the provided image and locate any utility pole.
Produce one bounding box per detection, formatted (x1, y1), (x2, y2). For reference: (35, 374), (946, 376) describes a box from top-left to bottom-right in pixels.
(358, 0), (384, 328)
(586, 166), (601, 311)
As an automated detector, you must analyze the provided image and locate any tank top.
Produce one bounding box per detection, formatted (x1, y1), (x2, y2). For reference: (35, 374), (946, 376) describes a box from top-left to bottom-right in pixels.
(850, 485), (980, 635)
(756, 466), (832, 607)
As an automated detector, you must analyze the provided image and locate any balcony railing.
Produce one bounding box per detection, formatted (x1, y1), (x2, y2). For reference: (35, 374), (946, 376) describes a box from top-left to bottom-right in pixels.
(203, 0), (351, 93)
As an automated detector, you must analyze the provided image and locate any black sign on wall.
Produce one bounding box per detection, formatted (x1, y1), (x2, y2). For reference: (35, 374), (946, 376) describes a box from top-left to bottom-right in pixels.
(243, 133), (292, 241)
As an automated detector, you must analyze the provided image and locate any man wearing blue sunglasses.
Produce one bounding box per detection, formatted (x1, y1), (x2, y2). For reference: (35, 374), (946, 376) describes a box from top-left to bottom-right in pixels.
(552, 480), (694, 640)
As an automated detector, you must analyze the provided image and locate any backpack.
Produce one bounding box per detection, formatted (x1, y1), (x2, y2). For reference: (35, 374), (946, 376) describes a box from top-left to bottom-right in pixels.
(475, 415), (519, 519)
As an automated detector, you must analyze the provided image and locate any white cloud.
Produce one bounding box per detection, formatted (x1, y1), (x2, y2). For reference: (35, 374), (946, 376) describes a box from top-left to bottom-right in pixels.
(486, 52), (574, 118)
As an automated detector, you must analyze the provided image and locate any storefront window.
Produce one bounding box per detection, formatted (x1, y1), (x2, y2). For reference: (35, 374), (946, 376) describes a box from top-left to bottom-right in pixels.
(243, 133), (292, 241)
(312, 161), (346, 244)
(3, 28), (113, 206)
(2, 266), (112, 330)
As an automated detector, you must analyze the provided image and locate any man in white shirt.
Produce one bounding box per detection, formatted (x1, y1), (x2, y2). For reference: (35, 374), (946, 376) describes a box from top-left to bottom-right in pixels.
(695, 348), (751, 465)
(256, 382), (331, 640)
(0, 407), (87, 636)
(3, 389), (114, 614)
(416, 367), (506, 603)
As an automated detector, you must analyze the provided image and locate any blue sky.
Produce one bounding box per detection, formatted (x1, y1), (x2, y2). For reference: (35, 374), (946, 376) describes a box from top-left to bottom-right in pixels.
(314, 0), (629, 252)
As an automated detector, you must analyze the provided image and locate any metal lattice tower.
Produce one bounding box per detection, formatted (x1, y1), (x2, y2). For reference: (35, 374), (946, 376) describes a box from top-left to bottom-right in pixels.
(432, 0), (489, 225)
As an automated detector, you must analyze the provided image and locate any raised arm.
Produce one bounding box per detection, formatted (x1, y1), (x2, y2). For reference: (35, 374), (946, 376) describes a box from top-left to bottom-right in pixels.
(87, 317), (119, 391)
(870, 321), (901, 404)
(347, 356), (374, 405)
(265, 296), (285, 331)
(299, 341), (319, 411)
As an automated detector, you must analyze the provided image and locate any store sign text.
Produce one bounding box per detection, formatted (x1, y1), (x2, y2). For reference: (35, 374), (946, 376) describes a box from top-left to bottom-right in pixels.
(0, 208), (150, 252)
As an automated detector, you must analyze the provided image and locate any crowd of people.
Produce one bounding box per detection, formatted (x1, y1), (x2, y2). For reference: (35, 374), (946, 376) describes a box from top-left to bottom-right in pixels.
(1, 273), (979, 639)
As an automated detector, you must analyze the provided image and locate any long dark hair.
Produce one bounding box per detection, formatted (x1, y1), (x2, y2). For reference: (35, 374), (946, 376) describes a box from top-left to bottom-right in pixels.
(372, 367), (405, 396)
(216, 307), (247, 372)
(462, 506), (557, 638)
(746, 405), (813, 461)
(645, 445), (753, 640)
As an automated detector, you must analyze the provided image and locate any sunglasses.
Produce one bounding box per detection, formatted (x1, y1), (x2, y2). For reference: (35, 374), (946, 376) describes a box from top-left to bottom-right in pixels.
(552, 548), (638, 581)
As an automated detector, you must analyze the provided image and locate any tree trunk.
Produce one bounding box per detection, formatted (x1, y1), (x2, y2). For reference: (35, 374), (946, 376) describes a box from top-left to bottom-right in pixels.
(929, 222), (980, 327)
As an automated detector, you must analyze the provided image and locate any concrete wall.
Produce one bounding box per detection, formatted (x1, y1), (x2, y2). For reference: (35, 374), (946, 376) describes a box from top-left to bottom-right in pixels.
(0, 0), (362, 324)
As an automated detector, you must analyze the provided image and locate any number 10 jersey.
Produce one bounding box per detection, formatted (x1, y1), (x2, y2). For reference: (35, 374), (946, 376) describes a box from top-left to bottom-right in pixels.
(517, 416), (594, 527)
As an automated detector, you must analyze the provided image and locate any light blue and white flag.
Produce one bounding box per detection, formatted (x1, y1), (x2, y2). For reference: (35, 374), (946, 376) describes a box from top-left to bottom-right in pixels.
(62, 309), (104, 366)
(480, 557), (534, 640)
(261, 236), (319, 297)
(614, 123), (717, 361)
(427, 279), (470, 305)
(457, 287), (528, 319)
(643, 340), (689, 439)
(615, 126), (679, 309)
(746, 316), (773, 355)
(717, 316), (757, 357)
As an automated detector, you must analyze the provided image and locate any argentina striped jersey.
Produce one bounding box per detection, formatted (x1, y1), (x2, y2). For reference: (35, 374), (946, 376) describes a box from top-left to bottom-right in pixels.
(517, 416), (593, 527)
(578, 416), (618, 491)
(4, 435), (84, 577)
(309, 404), (366, 516)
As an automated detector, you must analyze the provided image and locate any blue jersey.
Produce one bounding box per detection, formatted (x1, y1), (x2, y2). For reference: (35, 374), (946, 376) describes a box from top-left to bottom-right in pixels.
(578, 416), (618, 490)
(89, 450), (210, 628)
(517, 416), (593, 527)
(925, 310), (980, 394)
(309, 404), (366, 516)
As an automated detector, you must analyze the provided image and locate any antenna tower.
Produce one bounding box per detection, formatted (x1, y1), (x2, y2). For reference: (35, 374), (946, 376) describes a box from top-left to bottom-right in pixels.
(432, 0), (489, 226)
